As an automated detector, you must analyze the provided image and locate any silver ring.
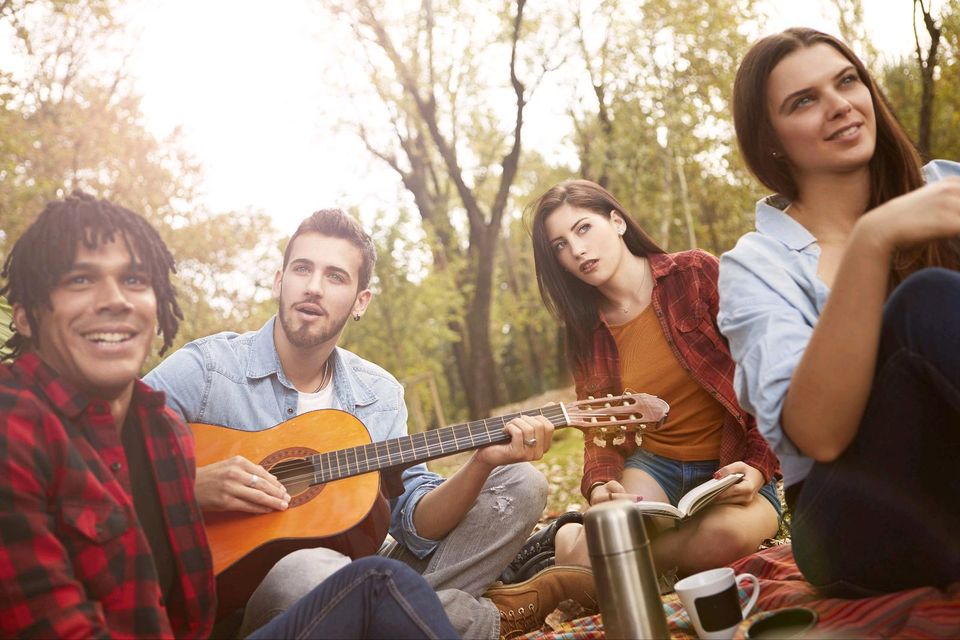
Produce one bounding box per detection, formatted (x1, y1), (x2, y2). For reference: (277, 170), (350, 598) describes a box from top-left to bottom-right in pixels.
(249, 473), (259, 487)
(524, 437), (537, 447)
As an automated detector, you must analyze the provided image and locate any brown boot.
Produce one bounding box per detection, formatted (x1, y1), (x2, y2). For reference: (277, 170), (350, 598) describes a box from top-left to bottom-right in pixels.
(484, 565), (597, 639)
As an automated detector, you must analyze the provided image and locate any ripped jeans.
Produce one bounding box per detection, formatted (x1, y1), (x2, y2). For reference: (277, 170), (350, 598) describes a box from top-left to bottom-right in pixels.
(244, 463), (548, 639)
(789, 268), (960, 596)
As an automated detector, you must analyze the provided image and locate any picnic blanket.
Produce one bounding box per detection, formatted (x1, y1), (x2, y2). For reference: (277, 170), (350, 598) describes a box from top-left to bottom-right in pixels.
(521, 543), (960, 639)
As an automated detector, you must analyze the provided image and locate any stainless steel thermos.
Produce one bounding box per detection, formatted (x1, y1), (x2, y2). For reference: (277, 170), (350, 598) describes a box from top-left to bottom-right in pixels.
(584, 500), (670, 639)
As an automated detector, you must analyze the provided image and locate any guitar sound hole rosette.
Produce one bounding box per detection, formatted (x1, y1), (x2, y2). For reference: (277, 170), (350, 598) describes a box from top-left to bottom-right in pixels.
(261, 447), (324, 508)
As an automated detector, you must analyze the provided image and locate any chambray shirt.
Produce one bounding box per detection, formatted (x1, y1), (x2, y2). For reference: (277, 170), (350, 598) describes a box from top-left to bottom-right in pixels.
(144, 316), (445, 558)
(717, 160), (960, 488)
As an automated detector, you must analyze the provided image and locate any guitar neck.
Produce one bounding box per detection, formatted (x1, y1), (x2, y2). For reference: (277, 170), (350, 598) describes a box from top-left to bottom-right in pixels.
(307, 404), (571, 485)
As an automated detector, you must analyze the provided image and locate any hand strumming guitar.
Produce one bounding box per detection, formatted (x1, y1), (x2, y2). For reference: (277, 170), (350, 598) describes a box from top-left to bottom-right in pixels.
(195, 456), (291, 514)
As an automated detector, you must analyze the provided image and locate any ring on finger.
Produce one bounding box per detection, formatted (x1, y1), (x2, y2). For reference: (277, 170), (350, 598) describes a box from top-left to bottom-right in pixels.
(249, 473), (259, 487)
(524, 437), (537, 447)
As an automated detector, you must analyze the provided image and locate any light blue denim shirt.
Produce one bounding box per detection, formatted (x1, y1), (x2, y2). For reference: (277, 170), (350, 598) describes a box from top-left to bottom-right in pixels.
(717, 160), (960, 488)
(144, 316), (445, 558)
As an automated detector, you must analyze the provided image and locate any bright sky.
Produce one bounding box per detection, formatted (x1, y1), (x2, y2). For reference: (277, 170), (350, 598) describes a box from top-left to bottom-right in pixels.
(123, 0), (920, 234)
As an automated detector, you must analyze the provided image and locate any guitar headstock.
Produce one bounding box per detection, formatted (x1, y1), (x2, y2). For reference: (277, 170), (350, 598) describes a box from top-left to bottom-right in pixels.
(562, 392), (669, 448)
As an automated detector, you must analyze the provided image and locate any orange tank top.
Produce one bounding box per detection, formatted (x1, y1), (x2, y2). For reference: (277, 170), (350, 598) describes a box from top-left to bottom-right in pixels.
(608, 305), (725, 460)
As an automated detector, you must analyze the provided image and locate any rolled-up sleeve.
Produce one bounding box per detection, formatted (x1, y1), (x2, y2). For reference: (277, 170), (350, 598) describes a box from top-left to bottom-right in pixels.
(718, 236), (817, 484)
(379, 391), (447, 558)
(392, 464), (445, 558)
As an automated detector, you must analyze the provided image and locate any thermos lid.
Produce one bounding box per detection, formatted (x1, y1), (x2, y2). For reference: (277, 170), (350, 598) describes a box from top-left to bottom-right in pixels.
(584, 499), (650, 556)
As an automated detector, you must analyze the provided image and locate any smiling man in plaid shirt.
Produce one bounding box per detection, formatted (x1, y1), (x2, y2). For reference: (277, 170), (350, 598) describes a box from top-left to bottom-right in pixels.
(0, 193), (460, 639)
(0, 192), (216, 638)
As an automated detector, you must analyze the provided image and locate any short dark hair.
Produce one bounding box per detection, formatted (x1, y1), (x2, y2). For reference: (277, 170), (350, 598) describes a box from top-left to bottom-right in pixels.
(733, 27), (960, 282)
(528, 179), (664, 367)
(282, 209), (377, 290)
(1, 190), (182, 361)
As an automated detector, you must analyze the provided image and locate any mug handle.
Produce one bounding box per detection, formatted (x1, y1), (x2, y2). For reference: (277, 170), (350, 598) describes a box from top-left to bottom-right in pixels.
(736, 572), (760, 619)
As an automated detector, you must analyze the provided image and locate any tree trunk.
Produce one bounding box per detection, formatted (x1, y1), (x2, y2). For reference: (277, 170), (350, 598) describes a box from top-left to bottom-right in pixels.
(914, 0), (941, 160)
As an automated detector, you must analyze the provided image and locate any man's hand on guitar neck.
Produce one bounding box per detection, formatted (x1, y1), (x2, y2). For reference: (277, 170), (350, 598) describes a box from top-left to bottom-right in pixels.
(412, 415), (555, 540)
(195, 456), (291, 514)
(473, 414), (555, 470)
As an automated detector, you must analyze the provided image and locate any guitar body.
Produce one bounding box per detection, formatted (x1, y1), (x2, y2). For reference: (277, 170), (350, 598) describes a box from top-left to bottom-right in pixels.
(190, 410), (391, 617)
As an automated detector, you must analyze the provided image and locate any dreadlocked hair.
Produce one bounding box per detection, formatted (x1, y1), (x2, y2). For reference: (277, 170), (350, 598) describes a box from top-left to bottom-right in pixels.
(1, 190), (183, 361)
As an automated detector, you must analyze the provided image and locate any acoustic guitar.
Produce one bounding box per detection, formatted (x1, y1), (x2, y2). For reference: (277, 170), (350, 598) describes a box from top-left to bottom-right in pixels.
(190, 392), (669, 616)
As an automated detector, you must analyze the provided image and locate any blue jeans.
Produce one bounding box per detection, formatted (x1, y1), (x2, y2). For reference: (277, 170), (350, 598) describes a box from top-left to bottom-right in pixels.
(248, 557), (459, 639)
(790, 269), (960, 597)
(624, 448), (782, 518)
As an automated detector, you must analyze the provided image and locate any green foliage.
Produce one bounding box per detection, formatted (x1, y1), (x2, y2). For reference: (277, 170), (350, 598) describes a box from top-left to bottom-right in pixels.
(881, 0), (960, 162)
(571, 0), (761, 255)
(1, 0), (281, 371)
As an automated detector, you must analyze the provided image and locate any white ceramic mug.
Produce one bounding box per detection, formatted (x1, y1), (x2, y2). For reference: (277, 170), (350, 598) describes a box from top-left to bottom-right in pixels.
(675, 567), (760, 640)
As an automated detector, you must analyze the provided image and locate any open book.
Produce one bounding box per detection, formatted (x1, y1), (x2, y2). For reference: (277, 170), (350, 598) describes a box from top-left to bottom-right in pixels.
(633, 473), (744, 519)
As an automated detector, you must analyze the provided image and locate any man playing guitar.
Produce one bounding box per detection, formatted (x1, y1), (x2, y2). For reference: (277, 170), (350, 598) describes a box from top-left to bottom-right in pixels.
(146, 208), (595, 638)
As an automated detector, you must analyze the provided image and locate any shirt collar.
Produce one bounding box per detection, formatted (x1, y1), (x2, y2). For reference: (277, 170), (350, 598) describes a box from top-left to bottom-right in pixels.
(246, 316), (376, 408)
(14, 351), (164, 418)
(755, 197), (818, 252)
(247, 316), (289, 383)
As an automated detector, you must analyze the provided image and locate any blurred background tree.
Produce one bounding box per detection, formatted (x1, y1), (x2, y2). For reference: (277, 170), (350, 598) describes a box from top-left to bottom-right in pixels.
(0, 0), (281, 366)
(3, 0), (959, 426)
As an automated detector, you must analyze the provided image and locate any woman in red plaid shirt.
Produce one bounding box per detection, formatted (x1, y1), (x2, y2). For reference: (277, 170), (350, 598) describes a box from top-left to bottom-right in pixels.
(526, 179), (780, 581)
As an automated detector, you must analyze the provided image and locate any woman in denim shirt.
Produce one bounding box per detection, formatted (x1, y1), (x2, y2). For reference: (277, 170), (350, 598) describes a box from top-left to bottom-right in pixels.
(719, 28), (960, 596)
(526, 179), (781, 581)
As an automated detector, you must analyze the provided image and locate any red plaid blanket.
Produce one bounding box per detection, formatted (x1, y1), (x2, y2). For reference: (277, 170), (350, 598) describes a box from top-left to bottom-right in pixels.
(522, 544), (960, 639)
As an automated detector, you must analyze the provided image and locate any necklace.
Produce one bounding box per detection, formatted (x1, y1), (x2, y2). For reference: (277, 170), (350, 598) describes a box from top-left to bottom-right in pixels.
(612, 258), (647, 315)
(310, 359), (331, 393)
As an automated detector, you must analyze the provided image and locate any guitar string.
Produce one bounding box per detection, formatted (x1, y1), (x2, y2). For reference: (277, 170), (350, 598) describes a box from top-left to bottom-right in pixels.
(268, 408), (657, 487)
(266, 405), (656, 488)
(269, 410), (568, 485)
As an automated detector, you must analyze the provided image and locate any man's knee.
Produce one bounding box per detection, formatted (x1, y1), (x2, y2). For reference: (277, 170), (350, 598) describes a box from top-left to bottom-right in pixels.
(475, 463), (548, 532)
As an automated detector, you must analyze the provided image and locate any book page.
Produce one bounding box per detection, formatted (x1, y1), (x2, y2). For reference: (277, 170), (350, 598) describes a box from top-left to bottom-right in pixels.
(633, 500), (683, 519)
(677, 473), (744, 516)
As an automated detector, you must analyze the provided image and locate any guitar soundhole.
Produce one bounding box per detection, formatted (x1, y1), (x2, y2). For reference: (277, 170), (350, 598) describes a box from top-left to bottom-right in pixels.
(261, 448), (324, 508)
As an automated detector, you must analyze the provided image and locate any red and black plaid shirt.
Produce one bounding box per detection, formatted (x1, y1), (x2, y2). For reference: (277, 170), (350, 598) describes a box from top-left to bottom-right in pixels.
(0, 353), (215, 639)
(576, 250), (780, 500)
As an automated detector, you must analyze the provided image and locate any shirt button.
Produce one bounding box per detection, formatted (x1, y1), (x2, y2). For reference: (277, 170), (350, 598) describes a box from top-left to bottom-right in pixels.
(111, 462), (122, 472)
(287, 408), (294, 414)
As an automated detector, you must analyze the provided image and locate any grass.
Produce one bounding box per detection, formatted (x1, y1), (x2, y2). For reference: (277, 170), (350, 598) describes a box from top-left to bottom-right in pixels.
(429, 428), (792, 541)
(428, 428), (590, 521)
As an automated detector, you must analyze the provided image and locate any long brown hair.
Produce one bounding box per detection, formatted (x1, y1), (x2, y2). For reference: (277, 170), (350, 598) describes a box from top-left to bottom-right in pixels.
(733, 27), (959, 282)
(529, 179), (664, 369)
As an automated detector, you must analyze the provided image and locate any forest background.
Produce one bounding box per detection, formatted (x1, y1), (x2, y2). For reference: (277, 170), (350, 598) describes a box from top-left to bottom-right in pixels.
(2, 0), (959, 446)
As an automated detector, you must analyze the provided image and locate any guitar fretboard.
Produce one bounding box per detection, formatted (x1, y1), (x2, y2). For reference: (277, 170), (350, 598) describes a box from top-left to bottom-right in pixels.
(304, 405), (568, 485)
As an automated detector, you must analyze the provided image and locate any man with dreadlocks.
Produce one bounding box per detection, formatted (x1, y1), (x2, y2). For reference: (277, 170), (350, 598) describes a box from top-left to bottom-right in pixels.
(0, 192), (459, 639)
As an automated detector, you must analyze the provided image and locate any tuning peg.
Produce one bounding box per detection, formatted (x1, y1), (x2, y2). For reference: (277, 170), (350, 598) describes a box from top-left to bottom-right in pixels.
(588, 395), (595, 400)
(593, 435), (607, 447)
(599, 426), (608, 433)
(604, 402), (612, 408)
(634, 432), (643, 447)
(590, 417), (598, 424)
(629, 414), (637, 421)
(612, 433), (626, 446)
(609, 416), (617, 422)
(606, 393), (614, 397)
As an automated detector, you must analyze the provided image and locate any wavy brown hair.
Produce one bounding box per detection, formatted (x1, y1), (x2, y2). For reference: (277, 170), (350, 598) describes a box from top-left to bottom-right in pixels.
(733, 27), (959, 282)
(529, 179), (664, 368)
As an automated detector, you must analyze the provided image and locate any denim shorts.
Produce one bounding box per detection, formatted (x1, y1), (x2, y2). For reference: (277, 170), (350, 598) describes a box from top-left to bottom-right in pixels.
(624, 447), (782, 518)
